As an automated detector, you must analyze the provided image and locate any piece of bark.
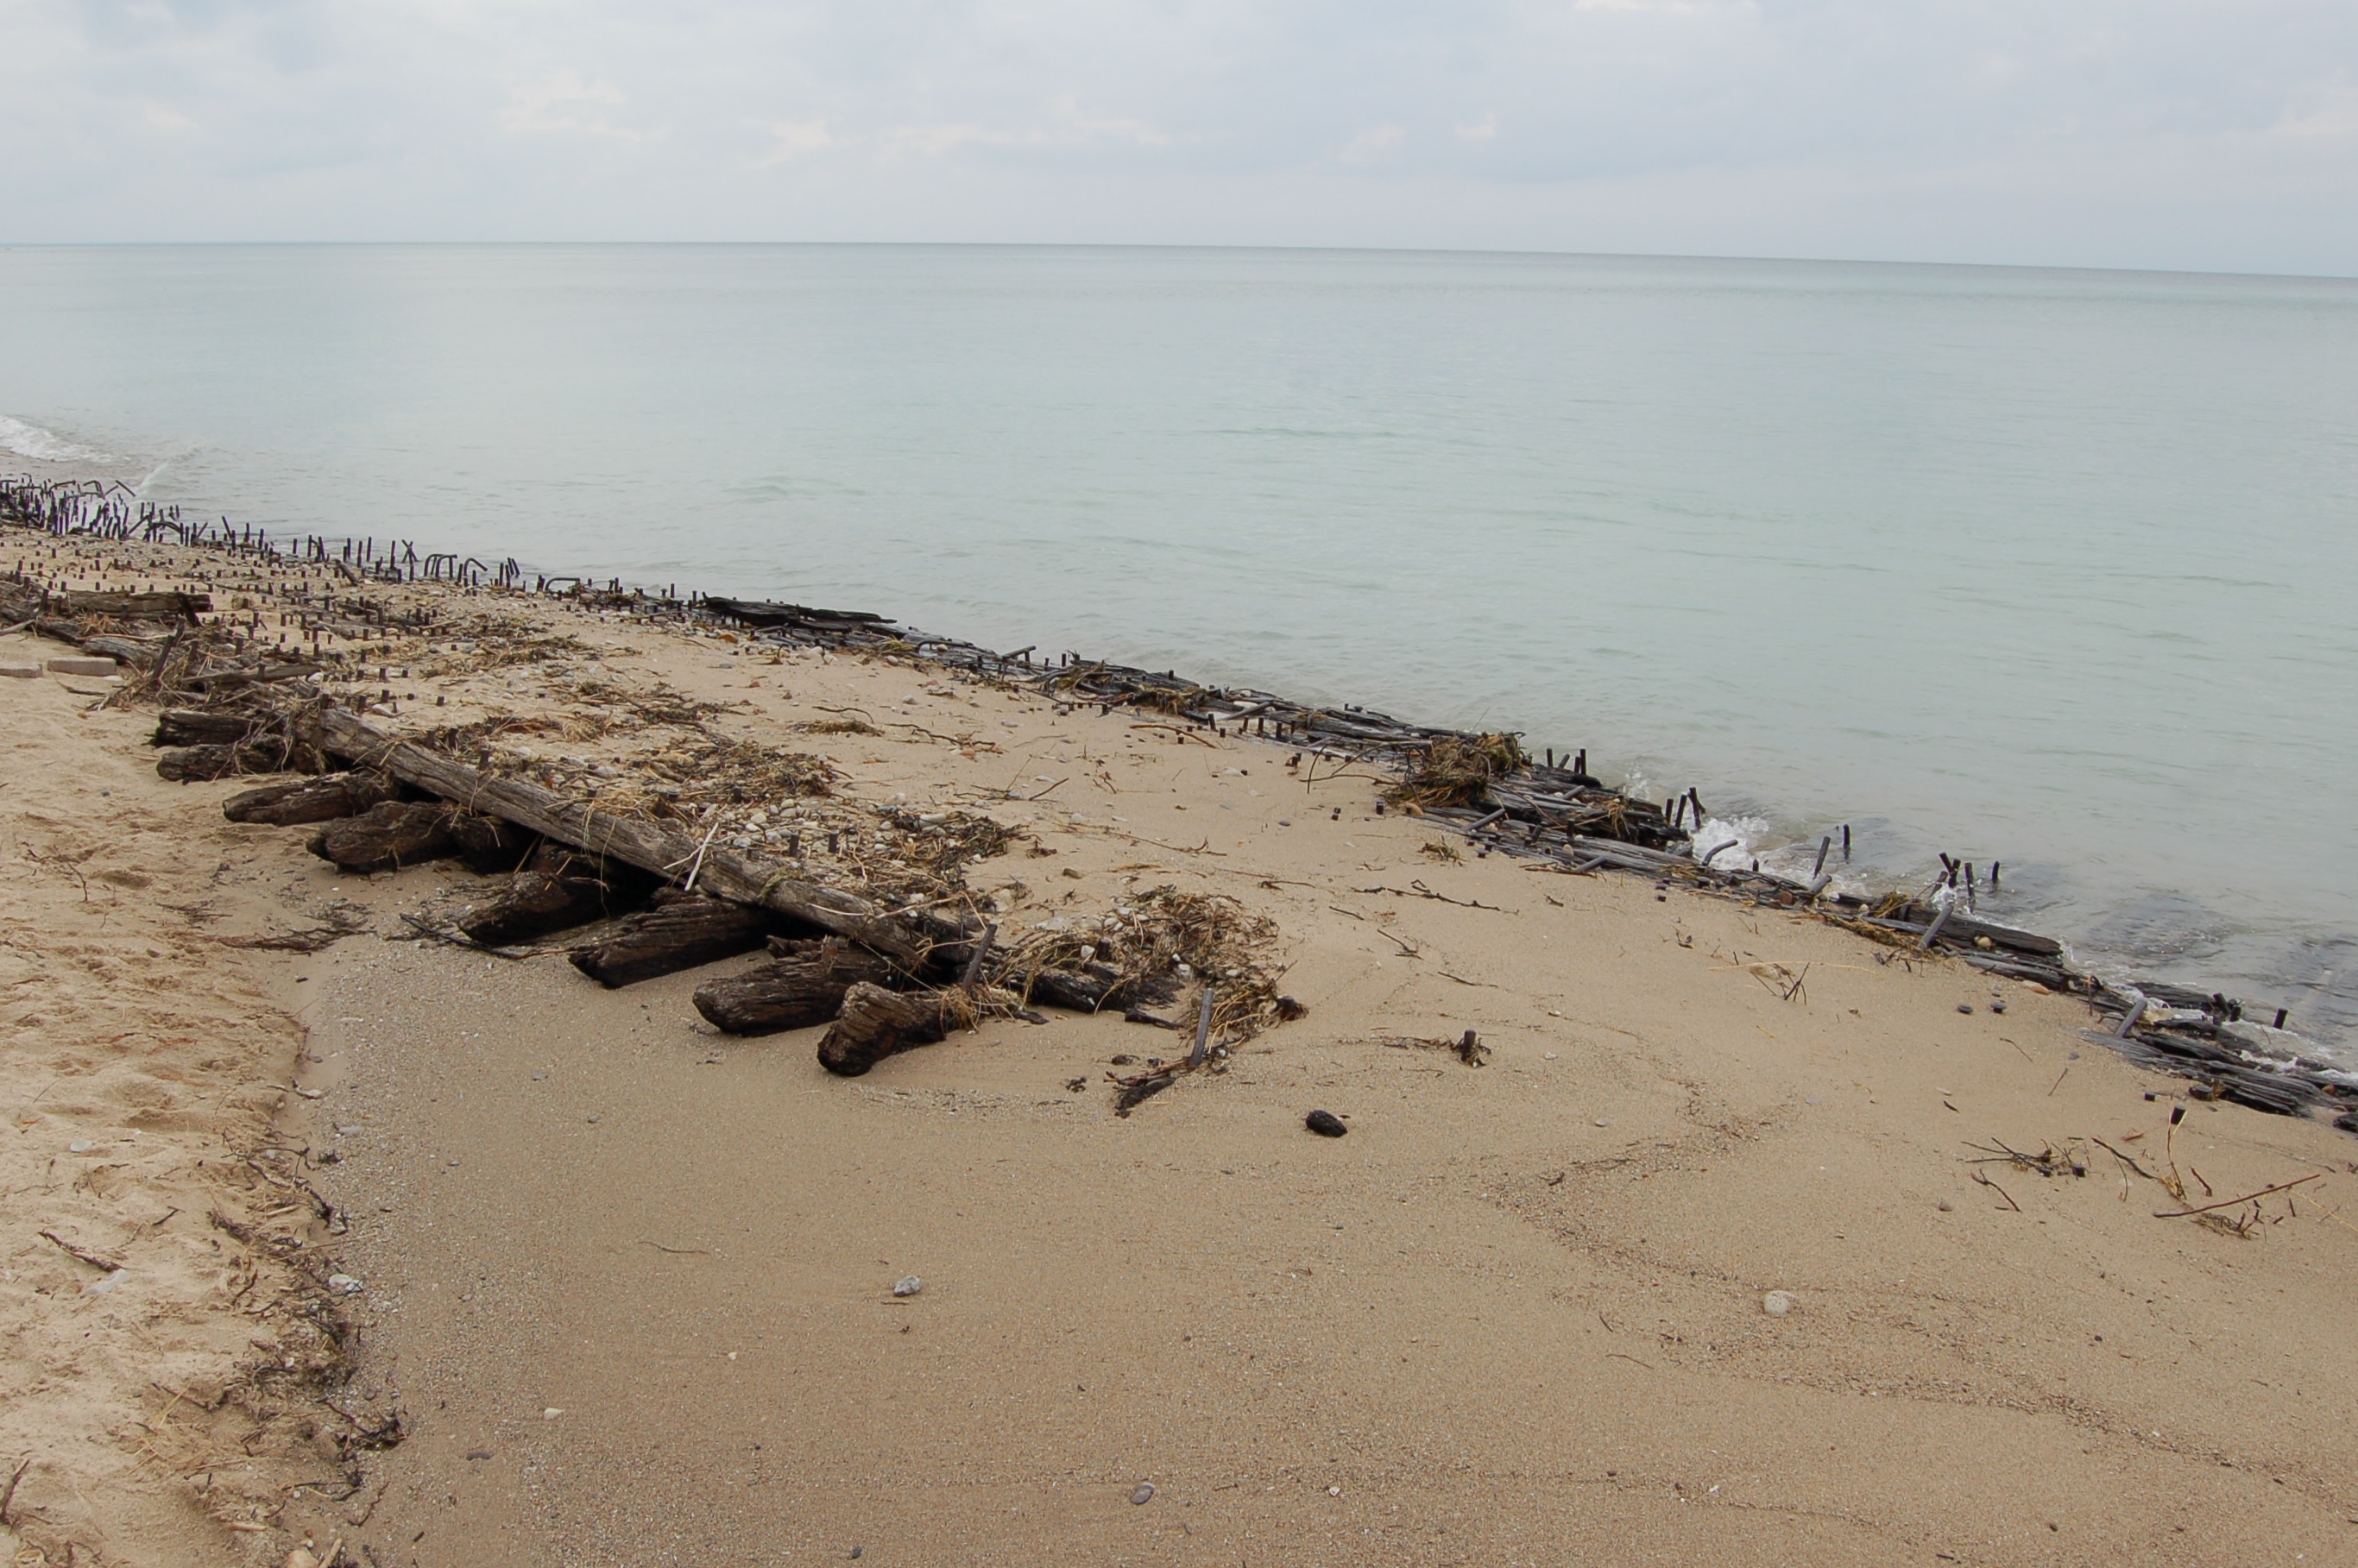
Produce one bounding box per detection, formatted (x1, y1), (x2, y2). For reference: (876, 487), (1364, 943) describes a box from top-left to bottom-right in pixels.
(59, 589), (211, 621)
(154, 708), (264, 747)
(448, 812), (538, 876)
(224, 770), (398, 827)
(816, 982), (953, 1076)
(460, 847), (650, 947)
(694, 939), (900, 1036)
(309, 705), (929, 965)
(308, 801), (459, 874)
(566, 892), (780, 988)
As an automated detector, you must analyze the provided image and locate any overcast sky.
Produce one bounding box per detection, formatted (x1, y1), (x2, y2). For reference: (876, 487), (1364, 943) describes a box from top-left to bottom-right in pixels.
(5, 1), (2355, 273)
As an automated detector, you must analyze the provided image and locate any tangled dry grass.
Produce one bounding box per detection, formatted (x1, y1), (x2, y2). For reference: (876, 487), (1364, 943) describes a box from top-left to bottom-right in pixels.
(1384, 732), (1525, 810)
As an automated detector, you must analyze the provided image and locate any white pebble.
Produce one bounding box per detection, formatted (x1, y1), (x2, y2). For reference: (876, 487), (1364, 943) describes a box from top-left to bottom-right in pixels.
(1762, 1290), (1796, 1317)
(892, 1275), (923, 1297)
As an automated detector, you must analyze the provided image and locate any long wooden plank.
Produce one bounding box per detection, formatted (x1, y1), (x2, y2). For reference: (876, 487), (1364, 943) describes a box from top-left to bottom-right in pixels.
(309, 705), (926, 964)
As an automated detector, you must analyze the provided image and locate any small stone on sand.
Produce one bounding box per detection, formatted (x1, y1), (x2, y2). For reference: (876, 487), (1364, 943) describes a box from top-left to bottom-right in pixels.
(1762, 1290), (1796, 1317)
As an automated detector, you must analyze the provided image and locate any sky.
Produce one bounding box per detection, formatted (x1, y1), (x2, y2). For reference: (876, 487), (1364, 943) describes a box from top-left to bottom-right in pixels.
(4, 1), (2356, 273)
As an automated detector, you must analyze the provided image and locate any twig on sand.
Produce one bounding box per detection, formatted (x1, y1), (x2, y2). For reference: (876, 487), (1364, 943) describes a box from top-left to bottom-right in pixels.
(640, 1240), (716, 1256)
(1971, 1169), (2021, 1212)
(1, 1456), (31, 1527)
(2153, 1173), (2320, 1219)
(41, 1229), (123, 1272)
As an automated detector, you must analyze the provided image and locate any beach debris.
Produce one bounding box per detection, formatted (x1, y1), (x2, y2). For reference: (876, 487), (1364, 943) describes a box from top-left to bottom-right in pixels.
(695, 936), (899, 1036)
(1373, 1030), (1488, 1067)
(1761, 1290), (1796, 1317)
(817, 983), (966, 1076)
(1305, 1109), (1348, 1137)
(224, 769), (399, 827)
(326, 1273), (364, 1295)
(1384, 732), (1525, 810)
(309, 801), (462, 874)
(461, 845), (653, 946)
(568, 892), (782, 988)
(892, 1275), (923, 1297)
(1131, 1483), (1157, 1505)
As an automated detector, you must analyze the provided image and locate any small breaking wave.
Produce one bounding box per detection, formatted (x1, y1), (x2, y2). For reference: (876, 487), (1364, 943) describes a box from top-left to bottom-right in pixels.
(0, 414), (109, 463)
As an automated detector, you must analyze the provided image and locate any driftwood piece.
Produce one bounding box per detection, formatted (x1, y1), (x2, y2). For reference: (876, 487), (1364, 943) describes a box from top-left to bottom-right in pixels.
(224, 770), (398, 827)
(59, 589), (211, 620)
(694, 938), (899, 1036)
(566, 892), (781, 987)
(156, 738), (318, 783)
(1023, 961), (1160, 1015)
(309, 705), (928, 964)
(447, 812), (538, 876)
(460, 846), (652, 947)
(308, 801), (459, 874)
(79, 633), (165, 668)
(816, 982), (951, 1075)
(154, 708), (264, 747)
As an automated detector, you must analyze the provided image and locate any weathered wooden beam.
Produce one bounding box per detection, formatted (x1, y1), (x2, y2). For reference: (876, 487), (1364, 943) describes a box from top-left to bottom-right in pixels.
(309, 705), (926, 964)
(567, 892), (784, 988)
(816, 983), (953, 1075)
(224, 770), (398, 827)
(693, 937), (898, 1036)
(309, 801), (460, 874)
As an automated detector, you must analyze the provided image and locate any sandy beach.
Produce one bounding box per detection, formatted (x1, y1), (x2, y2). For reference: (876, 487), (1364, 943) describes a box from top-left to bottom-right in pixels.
(5, 527), (2357, 1568)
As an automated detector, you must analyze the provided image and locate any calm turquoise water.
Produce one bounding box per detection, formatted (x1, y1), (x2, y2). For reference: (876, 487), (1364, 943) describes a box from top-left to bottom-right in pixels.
(5, 244), (2355, 1055)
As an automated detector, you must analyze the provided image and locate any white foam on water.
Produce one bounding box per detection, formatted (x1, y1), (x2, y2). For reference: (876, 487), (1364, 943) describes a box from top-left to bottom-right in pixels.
(0, 414), (109, 463)
(1690, 814), (1773, 872)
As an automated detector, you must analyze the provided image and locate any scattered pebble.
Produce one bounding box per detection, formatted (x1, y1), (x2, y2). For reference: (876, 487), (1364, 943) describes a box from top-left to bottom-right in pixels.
(1131, 1483), (1157, 1505)
(1957, 1004), (1973, 1014)
(892, 1275), (924, 1297)
(68, 1140), (94, 1153)
(1304, 1109), (1348, 1137)
(1762, 1290), (1796, 1317)
(326, 1274), (365, 1295)
(543, 1407), (564, 1420)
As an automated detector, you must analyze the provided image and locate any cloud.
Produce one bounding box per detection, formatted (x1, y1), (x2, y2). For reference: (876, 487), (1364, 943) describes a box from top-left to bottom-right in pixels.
(758, 119), (835, 164)
(1340, 124), (1404, 165)
(0, 0), (2353, 272)
(2273, 77), (2358, 140)
(499, 72), (662, 143)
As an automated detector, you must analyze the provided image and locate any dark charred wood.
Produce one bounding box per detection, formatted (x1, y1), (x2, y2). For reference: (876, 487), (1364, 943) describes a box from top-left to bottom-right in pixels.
(1021, 960), (1171, 1015)
(447, 813), (539, 876)
(157, 734), (324, 782)
(566, 891), (784, 988)
(224, 770), (398, 827)
(59, 589), (211, 621)
(308, 801), (460, 874)
(154, 708), (265, 747)
(460, 846), (652, 947)
(79, 634), (166, 668)
(816, 982), (951, 1075)
(694, 938), (900, 1036)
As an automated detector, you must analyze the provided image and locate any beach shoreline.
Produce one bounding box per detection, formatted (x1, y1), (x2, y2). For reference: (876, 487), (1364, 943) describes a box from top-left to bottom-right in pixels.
(5, 515), (2358, 1565)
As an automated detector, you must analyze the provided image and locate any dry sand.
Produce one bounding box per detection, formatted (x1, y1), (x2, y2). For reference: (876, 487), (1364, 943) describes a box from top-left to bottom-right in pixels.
(6, 535), (2357, 1567)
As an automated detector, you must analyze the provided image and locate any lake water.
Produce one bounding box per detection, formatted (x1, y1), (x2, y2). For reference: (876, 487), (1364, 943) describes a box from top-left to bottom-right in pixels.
(4, 243), (2355, 1057)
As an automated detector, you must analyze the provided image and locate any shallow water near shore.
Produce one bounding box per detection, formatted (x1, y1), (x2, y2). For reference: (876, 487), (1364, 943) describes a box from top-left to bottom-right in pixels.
(3, 242), (2355, 1057)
